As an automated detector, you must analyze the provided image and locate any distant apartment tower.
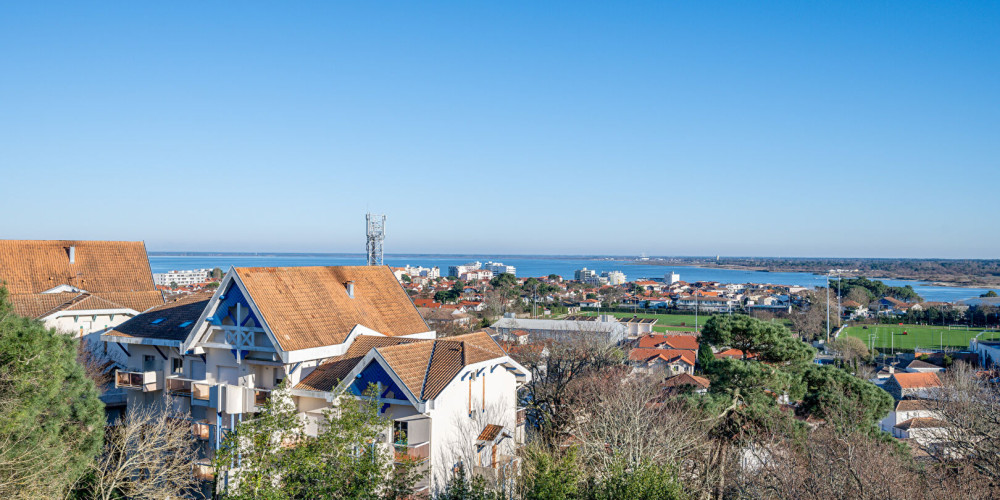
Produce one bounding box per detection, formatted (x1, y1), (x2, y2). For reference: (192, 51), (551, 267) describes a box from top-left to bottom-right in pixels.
(484, 261), (516, 276)
(153, 269), (211, 286)
(666, 271), (680, 284)
(602, 270), (626, 286)
(574, 268), (598, 281)
(448, 261), (482, 278)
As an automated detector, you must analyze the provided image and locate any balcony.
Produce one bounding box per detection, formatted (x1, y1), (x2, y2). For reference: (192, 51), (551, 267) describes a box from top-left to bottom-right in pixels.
(516, 407), (526, 426)
(165, 378), (192, 395)
(192, 420), (212, 441)
(193, 459), (214, 482)
(115, 370), (161, 392)
(393, 441), (430, 463)
(252, 388), (271, 411)
(192, 383), (211, 404)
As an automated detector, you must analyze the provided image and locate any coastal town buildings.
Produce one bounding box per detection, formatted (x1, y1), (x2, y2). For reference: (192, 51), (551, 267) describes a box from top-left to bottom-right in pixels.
(102, 265), (529, 493)
(153, 269), (211, 287)
(0, 240), (164, 338)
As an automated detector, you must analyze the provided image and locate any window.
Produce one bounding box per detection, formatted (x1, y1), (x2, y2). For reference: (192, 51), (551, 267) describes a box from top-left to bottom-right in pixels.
(393, 421), (408, 447)
(151, 318), (164, 325)
(172, 358), (183, 375)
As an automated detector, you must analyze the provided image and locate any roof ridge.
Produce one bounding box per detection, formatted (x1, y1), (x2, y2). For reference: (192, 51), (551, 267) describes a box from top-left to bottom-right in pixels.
(38, 292), (88, 318)
(419, 340), (438, 400)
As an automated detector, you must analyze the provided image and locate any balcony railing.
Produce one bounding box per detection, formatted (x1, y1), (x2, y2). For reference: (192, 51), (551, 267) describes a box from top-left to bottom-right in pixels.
(192, 420), (211, 441)
(193, 460), (214, 481)
(192, 383), (211, 401)
(516, 407), (526, 426)
(165, 378), (192, 395)
(394, 441), (430, 463)
(115, 370), (160, 391)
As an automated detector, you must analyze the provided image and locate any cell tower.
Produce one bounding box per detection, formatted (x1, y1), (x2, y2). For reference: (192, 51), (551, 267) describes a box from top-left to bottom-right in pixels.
(366, 213), (386, 266)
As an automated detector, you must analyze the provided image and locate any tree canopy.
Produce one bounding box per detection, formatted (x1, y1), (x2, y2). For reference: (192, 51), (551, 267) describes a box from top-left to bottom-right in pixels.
(0, 287), (105, 497)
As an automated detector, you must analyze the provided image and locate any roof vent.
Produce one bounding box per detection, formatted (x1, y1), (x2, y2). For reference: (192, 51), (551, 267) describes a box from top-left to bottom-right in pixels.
(68, 245), (76, 264)
(346, 280), (355, 299)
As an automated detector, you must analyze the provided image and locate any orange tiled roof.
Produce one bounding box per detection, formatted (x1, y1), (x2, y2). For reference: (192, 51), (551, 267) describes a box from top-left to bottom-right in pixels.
(891, 372), (943, 389)
(0, 240), (164, 317)
(663, 372), (710, 389)
(629, 348), (696, 366)
(477, 424), (504, 442)
(295, 331), (509, 400)
(235, 266), (430, 352)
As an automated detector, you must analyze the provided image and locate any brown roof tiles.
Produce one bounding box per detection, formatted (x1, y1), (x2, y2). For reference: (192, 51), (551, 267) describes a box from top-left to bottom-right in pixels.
(234, 266), (429, 352)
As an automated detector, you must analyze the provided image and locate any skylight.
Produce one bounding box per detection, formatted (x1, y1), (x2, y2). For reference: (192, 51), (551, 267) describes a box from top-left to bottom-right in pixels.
(178, 321), (192, 328)
(151, 318), (165, 324)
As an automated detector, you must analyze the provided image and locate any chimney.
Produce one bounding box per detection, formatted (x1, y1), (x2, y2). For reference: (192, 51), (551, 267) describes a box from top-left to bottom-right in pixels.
(345, 280), (355, 299)
(68, 246), (76, 264)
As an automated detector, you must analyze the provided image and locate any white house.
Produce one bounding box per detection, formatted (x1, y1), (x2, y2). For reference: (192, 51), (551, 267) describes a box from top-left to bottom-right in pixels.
(102, 265), (530, 494)
(879, 399), (941, 434)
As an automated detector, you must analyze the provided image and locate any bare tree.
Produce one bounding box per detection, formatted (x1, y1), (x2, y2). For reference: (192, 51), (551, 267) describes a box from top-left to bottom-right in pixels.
(83, 398), (201, 500)
(925, 362), (1000, 481)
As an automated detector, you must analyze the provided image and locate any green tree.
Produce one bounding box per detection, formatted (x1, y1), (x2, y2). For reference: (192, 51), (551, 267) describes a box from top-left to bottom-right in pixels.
(523, 447), (581, 500)
(982, 290), (998, 298)
(799, 364), (893, 430)
(701, 314), (814, 363)
(216, 383), (423, 499)
(434, 464), (496, 500)
(0, 286), (105, 498)
(547, 274), (561, 281)
(697, 341), (715, 373)
(490, 273), (517, 289)
(583, 457), (684, 500)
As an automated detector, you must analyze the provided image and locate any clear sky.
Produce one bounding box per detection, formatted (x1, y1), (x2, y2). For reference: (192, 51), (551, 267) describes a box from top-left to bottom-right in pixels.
(1, 2), (997, 258)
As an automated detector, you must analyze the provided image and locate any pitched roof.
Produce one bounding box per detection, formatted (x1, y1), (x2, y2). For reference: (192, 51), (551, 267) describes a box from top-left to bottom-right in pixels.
(234, 266), (429, 352)
(715, 348), (754, 359)
(477, 424), (504, 442)
(629, 348), (696, 366)
(662, 373), (710, 389)
(0, 240), (163, 318)
(895, 417), (948, 430)
(906, 359), (942, 370)
(294, 330), (509, 401)
(0, 240), (156, 294)
(891, 372), (943, 389)
(105, 293), (212, 342)
(896, 399), (935, 412)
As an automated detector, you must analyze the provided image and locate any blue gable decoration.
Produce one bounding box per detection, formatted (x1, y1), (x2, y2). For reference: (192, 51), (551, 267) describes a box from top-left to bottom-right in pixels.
(210, 282), (260, 328)
(349, 360), (409, 413)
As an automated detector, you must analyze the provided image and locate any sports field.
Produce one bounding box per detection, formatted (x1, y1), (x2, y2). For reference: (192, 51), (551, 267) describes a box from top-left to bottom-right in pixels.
(578, 311), (792, 333)
(841, 324), (1000, 350)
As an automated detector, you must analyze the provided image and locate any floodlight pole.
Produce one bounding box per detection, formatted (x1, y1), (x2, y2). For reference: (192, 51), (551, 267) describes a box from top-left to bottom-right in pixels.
(826, 273), (831, 343)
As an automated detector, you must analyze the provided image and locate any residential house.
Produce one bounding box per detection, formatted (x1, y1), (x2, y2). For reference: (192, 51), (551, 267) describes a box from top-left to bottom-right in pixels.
(419, 307), (472, 329)
(879, 399), (941, 434)
(883, 372), (943, 400)
(102, 266), (530, 494)
(0, 240), (165, 339)
(662, 373), (710, 394)
(675, 295), (736, 313)
(629, 348), (696, 375)
(904, 359), (945, 373)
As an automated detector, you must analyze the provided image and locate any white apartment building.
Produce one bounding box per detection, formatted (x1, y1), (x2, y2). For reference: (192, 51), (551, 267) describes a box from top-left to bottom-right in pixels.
(153, 269), (212, 287)
(601, 270), (626, 286)
(449, 262), (482, 278)
(401, 265), (441, 279)
(484, 261), (516, 276)
(666, 272), (681, 284)
(102, 265), (529, 494)
(574, 268), (598, 281)
(460, 269), (494, 282)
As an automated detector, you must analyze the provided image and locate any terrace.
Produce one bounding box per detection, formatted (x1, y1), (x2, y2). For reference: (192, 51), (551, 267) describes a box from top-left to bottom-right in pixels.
(115, 370), (161, 392)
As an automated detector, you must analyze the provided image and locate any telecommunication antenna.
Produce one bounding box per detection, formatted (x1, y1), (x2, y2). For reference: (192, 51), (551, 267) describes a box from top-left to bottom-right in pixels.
(366, 213), (386, 266)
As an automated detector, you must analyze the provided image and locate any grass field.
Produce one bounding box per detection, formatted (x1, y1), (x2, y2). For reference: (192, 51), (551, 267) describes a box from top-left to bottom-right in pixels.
(841, 324), (1000, 350)
(578, 311), (792, 332)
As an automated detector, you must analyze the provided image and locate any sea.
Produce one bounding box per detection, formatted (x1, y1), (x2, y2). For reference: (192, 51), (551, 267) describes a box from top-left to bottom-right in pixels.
(148, 253), (994, 303)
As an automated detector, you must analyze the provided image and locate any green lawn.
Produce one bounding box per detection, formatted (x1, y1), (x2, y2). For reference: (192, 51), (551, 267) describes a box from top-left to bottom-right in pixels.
(841, 324), (1000, 350)
(579, 311), (792, 332)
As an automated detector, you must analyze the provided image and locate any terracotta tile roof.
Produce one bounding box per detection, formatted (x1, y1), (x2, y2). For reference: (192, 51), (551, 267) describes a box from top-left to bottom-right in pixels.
(235, 266), (429, 352)
(293, 330), (509, 401)
(294, 336), (422, 392)
(891, 372), (943, 389)
(638, 334), (699, 350)
(0, 240), (163, 318)
(662, 373), (710, 389)
(629, 348), (696, 366)
(477, 424), (504, 442)
(0, 240), (156, 294)
(105, 293), (212, 342)
(714, 348), (754, 359)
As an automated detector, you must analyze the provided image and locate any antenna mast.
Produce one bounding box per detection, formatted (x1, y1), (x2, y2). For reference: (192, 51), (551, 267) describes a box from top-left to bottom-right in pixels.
(366, 213), (386, 266)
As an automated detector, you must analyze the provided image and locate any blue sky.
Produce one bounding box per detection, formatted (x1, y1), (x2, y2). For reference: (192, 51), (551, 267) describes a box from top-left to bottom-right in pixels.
(1, 2), (997, 258)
